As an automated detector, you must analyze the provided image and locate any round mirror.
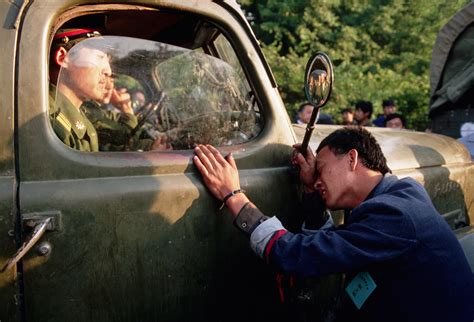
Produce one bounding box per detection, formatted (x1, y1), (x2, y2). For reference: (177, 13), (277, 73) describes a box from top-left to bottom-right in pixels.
(304, 52), (334, 108)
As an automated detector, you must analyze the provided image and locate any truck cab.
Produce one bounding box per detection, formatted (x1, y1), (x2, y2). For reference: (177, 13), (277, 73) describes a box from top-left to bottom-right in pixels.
(0, 1), (472, 321)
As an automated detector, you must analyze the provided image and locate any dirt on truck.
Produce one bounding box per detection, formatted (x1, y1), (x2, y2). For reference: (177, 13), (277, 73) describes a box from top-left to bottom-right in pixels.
(0, 1), (472, 322)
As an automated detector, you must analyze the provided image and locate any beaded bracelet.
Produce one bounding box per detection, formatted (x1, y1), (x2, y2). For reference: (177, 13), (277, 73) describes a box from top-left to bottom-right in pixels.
(220, 189), (245, 210)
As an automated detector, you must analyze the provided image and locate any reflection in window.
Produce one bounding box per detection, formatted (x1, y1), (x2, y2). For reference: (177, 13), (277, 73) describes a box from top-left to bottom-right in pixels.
(51, 35), (263, 152)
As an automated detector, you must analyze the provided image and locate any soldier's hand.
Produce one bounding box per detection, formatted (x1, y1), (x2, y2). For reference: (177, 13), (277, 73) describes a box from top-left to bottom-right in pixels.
(150, 135), (173, 151)
(292, 143), (316, 193)
(111, 88), (134, 115)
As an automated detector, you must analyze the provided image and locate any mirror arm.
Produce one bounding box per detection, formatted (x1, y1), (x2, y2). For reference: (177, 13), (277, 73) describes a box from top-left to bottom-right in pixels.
(300, 105), (321, 156)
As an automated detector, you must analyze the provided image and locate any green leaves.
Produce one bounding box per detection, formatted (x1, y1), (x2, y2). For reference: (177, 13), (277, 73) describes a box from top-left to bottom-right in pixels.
(240, 0), (469, 130)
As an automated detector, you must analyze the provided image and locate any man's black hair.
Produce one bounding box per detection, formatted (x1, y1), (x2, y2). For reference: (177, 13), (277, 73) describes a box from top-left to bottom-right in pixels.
(316, 126), (391, 175)
(382, 99), (395, 108)
(298, 102), (312, 112)
(341, 107), (353, 114)
(355, 100), (373, 118)
(384, 113), (407, 128)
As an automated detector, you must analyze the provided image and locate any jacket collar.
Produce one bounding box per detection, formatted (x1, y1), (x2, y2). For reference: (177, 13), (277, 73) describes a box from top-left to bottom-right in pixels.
(364, 174), (397, 201)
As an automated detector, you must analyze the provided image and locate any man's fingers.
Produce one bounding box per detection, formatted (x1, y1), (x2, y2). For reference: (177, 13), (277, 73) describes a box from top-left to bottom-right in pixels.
(194, 146), (215, 171)
(295, 152), (309, 168)
(293, 143), (313, 153)
(193, 155), (209, 177)
(206, 145), (229, 166)
(199, 145), (223, 169)
(225, 153), (237, 169)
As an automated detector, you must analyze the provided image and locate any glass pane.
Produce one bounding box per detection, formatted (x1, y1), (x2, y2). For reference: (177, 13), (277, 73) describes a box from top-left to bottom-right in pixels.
(51, 36), (263, 152)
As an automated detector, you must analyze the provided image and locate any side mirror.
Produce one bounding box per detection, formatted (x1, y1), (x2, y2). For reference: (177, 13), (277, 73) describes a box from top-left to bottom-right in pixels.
(304, 52), (334, 108)
(300, 52), (334, 155)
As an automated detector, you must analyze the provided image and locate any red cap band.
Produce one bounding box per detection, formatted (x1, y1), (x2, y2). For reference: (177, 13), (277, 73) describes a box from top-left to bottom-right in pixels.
(54, 28), (96, 39)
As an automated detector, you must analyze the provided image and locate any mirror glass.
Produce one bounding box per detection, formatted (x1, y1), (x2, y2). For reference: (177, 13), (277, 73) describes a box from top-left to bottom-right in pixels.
(304, 52), (333, 108)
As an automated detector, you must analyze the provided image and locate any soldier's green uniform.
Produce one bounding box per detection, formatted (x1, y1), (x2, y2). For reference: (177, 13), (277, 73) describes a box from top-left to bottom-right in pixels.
(49, 86), (99, 152)
(81, 101), (154, 151)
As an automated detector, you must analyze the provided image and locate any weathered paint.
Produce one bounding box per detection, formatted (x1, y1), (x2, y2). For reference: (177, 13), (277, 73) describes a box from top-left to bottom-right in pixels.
(0, 2), (20, 322)
(0, 0), (471, 321)
(13, 1), (298, 321)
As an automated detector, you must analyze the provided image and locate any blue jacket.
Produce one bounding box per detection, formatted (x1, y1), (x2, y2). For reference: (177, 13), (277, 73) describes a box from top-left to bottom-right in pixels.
(244, 175), (474, 322)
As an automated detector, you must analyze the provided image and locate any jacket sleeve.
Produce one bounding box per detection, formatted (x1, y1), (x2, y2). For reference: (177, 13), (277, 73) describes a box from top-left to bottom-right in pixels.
(267, 202), (419, 278)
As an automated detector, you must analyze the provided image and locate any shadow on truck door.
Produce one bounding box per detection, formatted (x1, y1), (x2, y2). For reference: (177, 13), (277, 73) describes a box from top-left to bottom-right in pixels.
(14, 110), (299, 322)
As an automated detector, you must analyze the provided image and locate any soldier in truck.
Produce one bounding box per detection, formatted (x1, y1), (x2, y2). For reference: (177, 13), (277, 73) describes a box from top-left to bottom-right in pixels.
(49, 28), (109, 152)
(193, 127), (474, 322)
(49, 28), (172, 152)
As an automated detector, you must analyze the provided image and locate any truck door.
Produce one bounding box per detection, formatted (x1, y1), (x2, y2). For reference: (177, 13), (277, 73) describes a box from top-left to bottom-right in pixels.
(14, 2), (298, 321)
(0, 2), (21, 321)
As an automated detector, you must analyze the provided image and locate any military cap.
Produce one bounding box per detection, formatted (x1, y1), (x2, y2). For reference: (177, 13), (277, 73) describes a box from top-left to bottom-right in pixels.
(53, 28), (101, 50)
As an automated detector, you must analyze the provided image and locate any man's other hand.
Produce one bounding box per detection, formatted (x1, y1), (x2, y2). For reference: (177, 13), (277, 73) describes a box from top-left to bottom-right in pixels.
(292, 143), (316, 193)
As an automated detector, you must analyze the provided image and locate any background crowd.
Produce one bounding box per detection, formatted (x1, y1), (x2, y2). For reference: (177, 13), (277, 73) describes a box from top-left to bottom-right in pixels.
(239, 0), (469, 132)
(295, 99), (407, 129)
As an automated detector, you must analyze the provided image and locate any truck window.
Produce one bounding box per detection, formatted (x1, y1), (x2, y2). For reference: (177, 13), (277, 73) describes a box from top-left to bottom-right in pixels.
(50, 21), (263, 152)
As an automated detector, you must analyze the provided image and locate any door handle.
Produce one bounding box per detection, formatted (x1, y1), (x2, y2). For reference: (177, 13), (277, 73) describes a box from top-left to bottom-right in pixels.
(1, 217), (51, 272)
(1, 216), (54, 273)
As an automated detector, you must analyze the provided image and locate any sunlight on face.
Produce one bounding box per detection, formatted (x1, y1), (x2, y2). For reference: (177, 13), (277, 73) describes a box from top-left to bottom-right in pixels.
(61, 46), (112, 103)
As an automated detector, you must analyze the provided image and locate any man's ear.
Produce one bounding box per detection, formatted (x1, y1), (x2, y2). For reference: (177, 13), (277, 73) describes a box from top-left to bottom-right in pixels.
(54, 47), (69, 67)
(348, 148), (358, 171)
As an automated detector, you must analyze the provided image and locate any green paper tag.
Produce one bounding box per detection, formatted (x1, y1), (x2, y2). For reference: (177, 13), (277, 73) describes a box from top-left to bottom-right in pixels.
(345, 271), (377, 309)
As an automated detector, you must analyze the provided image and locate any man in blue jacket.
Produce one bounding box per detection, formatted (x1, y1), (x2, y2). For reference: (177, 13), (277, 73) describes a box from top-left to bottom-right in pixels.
(193, 127), (473, 322)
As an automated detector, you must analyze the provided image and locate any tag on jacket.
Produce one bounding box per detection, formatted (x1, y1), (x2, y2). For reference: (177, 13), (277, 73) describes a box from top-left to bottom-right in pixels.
(345, 271), (377, 309)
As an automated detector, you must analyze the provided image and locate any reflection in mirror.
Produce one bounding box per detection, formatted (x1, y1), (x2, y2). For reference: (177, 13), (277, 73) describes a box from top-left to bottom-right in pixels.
(52, 36), (263, 152)
(300, 52), (334, 155)
(308, 69), (328, 105)
(304, 52), (333, 108)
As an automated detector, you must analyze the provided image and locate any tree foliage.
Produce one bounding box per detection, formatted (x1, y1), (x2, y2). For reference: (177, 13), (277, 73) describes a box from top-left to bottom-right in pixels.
(239, 0), (469, 130)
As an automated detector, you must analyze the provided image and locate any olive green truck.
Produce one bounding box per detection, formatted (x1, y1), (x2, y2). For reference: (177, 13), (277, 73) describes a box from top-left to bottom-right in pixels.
(0, 1), (472, 321)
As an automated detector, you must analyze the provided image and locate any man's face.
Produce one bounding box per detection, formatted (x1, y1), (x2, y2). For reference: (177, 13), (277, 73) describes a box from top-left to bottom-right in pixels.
(99, 75), (115, 105)
(383, 105), (396, 116)
(342, 111), (353, 123)
(386, 117), (404, 129)
(61, 46), (112, 104)
(132, 91), (146, 111)
(313, 146), (351, 210)
(354, 108), (367, 122)
(298, 104), (314, 124)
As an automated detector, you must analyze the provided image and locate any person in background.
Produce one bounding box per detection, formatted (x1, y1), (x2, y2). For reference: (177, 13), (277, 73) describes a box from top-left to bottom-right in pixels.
(81, 75), (172, 151)
(373, 99), (396, 127)
(341, 107), (356, 125)
(354, 100), (373, 127)
(316, 113), (334, 125)
(80, 67), (140, 150)
(384, 113), (407, 129)
(296, 102), (314, 124)
(130, 89), (147, 115)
